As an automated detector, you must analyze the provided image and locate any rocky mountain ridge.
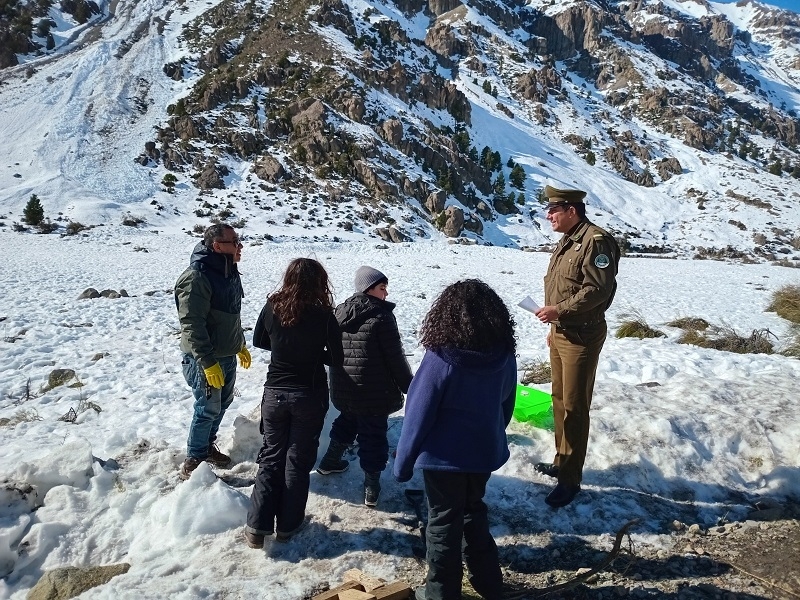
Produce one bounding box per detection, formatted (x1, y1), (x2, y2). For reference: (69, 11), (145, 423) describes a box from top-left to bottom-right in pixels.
(2, 0), (800, 260)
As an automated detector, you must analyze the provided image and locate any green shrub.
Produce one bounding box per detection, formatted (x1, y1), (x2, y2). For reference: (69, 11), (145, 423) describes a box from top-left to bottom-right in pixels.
(767, 284), (800, 324)
(520, 358), (551, 385)
(37, 219), (58, 234)
(65, 221), (88, 235)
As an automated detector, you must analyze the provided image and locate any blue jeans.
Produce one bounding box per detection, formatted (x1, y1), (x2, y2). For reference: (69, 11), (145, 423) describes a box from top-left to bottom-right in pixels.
(182, 353), (237, 459)
(246, 386), (329, 536)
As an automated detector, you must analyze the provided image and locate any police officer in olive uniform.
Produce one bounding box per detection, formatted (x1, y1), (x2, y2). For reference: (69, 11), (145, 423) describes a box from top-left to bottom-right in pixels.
(534, 185), (620, 508)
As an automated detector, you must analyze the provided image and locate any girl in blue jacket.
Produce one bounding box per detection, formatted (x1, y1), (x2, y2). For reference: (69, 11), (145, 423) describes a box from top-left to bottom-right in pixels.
(394, 279), (517, 600)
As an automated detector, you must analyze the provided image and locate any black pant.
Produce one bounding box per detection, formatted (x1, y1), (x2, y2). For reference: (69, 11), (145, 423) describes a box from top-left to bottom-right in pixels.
(329, 411), (389, 473)
(246, 386), (328, 536)
(423, 470), (502, 600)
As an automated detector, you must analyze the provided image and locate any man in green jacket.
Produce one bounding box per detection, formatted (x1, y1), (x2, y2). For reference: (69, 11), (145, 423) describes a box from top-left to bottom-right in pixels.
(175, 224), (251, 480)
(535, 186), (620, 508)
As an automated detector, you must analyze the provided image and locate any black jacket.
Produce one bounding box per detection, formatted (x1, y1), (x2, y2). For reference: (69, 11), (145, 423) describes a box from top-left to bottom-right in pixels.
(253, 300), (343, 390)
(329, 293), (413, 415)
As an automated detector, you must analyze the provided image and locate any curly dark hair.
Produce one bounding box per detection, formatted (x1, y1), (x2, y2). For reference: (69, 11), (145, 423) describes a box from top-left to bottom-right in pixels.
(419, 279), (516, 352)
(269, 258), (334, 327)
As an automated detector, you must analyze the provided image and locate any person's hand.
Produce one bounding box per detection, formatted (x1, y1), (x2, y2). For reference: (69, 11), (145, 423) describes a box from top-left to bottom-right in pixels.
(203, 363), (225, 388)
(237, 346), (252, 369)
(546, 330), (552, 348)
(535, 305), (559, 324)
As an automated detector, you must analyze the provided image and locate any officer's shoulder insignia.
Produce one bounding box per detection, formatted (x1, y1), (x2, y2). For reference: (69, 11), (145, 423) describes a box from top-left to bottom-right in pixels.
(594, 254), (610, 268)
(593, 233), (604, 239)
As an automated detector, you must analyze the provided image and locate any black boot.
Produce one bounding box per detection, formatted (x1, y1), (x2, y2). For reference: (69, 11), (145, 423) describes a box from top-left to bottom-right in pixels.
(317, 440), (349, 475)
(364, 471), (381, 507)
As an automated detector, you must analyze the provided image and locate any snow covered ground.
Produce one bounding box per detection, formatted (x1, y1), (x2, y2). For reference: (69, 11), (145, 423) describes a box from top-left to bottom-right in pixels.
(1, 229), (799, 599)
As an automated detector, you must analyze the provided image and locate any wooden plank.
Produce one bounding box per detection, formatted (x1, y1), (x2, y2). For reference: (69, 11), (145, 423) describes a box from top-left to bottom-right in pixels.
(339, 589), (377, 600)
(311, 580), (364, 600)
(343, 569), (387, 592)
(373, 582), (413, 600)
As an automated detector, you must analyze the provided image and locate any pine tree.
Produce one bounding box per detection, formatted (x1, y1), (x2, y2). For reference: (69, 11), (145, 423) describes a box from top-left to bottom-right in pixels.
(162, 173), (178, 193)
(23, 194), (45, 226)
(510, 164), (526, 189)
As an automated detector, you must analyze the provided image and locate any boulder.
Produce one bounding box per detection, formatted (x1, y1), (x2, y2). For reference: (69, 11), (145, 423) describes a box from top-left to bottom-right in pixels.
(27, 563), (130, 600)
(442, 205), (464, 237)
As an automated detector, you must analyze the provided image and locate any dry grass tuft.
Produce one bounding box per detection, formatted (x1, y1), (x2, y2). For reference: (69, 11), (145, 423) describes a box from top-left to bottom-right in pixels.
(781, 326), (800, 359)
(616, 316), (666, 339)
(678, 326), (775, 355)
(520, 358), (552, 384)
(0, 408), (42, 428)
(767, 284), (800, 324)
(666, 317), (710, 331)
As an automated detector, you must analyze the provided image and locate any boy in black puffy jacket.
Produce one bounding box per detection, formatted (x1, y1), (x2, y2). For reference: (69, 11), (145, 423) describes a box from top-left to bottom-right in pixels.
(319, 265), (413, 507)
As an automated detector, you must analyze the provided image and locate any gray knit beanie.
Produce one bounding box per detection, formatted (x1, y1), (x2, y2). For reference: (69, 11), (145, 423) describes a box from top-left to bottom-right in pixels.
(354, 265), (388, 293)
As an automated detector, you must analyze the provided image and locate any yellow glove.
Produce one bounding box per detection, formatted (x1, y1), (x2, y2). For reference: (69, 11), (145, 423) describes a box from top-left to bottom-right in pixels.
(203, 362), (225, 388)
(237, 346), (252, 369)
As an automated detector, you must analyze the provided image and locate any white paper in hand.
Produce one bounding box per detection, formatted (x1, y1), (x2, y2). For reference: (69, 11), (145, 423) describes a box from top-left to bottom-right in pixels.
(517, 296), (541, 314)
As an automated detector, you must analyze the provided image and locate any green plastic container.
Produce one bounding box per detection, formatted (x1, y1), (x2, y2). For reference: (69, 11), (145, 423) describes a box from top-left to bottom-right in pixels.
(513, 384), (554, 429)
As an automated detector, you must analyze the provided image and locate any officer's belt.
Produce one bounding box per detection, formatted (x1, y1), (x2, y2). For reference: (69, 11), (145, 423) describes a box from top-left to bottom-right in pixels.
(555, 320), (604, 331)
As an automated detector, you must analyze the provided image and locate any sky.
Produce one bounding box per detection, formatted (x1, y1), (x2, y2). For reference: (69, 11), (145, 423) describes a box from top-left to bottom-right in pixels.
(0, 231), (798, 598)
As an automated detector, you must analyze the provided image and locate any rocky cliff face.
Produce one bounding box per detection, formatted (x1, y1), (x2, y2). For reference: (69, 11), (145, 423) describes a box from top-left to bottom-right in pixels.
(120, 0), (800, 252)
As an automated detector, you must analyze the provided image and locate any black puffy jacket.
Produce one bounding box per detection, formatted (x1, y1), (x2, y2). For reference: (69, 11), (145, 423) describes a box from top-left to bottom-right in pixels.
(329, 293), (413, 415)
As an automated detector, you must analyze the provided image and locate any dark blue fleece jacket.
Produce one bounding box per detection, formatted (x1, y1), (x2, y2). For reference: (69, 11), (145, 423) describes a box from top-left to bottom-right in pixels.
(393, 347), (516, 482)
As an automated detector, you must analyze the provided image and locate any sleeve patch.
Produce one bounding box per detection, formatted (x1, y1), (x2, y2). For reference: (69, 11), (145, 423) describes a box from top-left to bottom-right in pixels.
(594, 254), (611, 268)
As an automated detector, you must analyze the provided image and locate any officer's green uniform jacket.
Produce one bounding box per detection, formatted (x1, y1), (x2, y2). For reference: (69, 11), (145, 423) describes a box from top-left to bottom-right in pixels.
(544, 219), (620, 328)
(175, 242), (245, 369)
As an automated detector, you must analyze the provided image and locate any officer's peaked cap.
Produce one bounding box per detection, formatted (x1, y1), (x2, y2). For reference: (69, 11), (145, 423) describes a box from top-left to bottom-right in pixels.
(544, 185), (586, 208)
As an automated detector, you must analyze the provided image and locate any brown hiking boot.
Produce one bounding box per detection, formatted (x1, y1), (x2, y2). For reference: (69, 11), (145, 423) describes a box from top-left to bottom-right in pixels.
(243, 529), (265, 549)
(206, 444), (232, 468)
(179, 457), (203, 480)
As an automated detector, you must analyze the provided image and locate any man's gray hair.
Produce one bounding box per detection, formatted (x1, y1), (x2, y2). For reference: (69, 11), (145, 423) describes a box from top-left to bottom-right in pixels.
(203, 224), (233, 247)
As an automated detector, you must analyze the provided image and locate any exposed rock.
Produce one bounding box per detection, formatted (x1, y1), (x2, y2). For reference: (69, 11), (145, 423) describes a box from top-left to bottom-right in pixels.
(375, 226), (410, 243)
(353, 161), (399, 197)
(27, 563), (130, 600)
(341, 95), (365, 122)
(312, 0), (356, 37)
(171, 116), (203, 141)
(516, 66), (561, 102)
(425, 190), (446, 214)
(194, 160), (227, 190)
(162, 61), (183, 81)
(441, 205), (464, 237)
(425, 22), (468, 59)
(381, 119), (404, 146)
(198, 45), (226, 71)
(656, 157), (683, 181)
(463, 213), (483, 235)
(45, 369), (77, 391)
(429, 0), (462, 17)
(252, 155), (287, 182)
(77, 288), (100, 300)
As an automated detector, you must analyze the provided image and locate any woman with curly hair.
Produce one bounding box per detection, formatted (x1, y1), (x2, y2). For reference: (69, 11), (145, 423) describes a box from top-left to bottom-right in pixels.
(394, 279), (517, 600)
(244, 258), (343, 548)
